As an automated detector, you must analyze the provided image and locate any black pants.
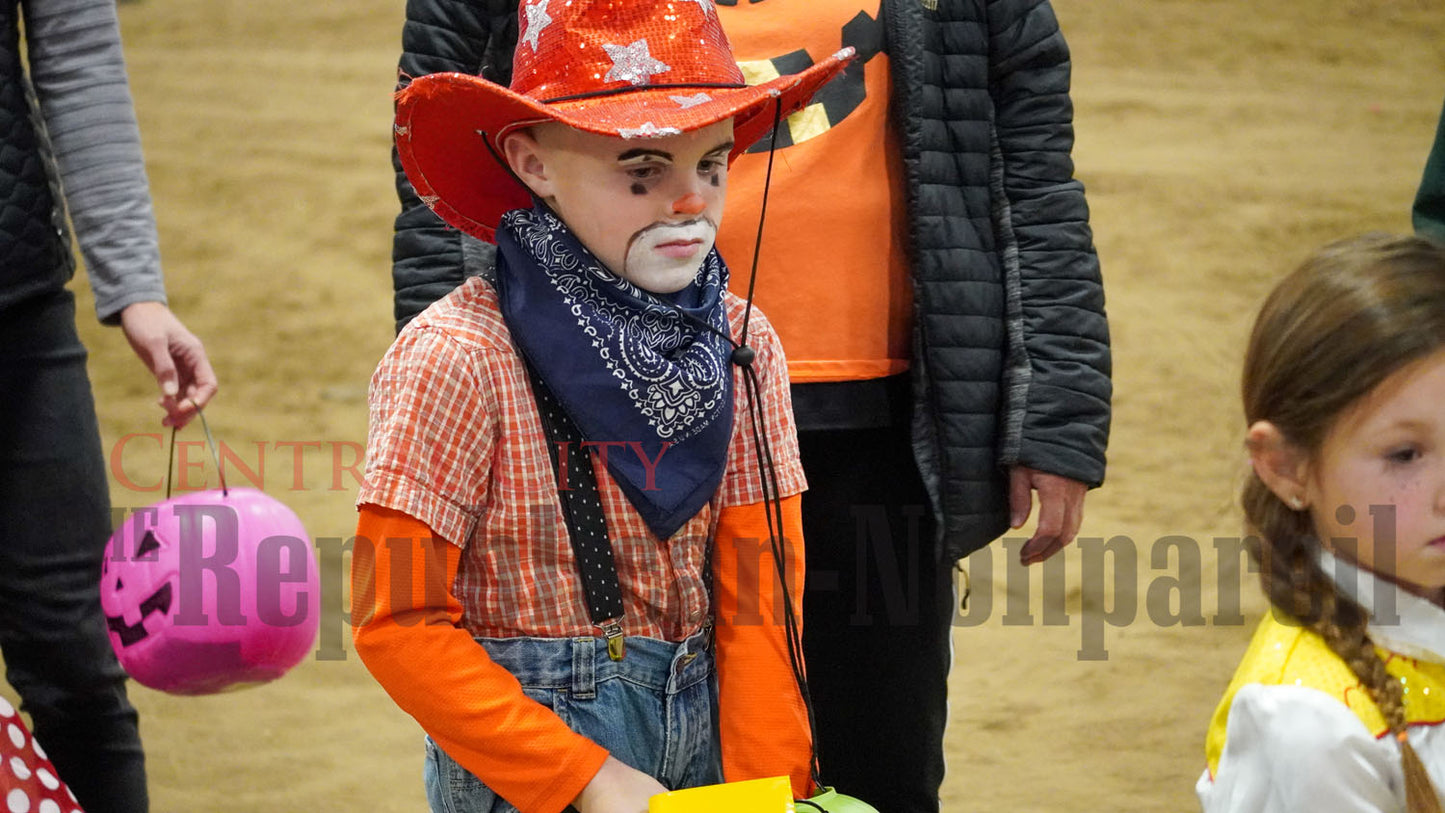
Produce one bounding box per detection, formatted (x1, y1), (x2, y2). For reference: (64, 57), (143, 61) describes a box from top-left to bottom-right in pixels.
(0, 290), (148, 812)
(799, 426), (953, 813)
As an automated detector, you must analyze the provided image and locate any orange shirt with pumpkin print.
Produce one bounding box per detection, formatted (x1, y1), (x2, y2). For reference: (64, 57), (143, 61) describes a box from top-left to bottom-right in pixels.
(716, 0), (911, 383)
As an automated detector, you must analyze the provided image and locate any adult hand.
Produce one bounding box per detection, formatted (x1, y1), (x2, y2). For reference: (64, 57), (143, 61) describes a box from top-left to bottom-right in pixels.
(1008, 466), (1086, 565)
(572, 756), (669, 813)
(119, 301), (218, 428)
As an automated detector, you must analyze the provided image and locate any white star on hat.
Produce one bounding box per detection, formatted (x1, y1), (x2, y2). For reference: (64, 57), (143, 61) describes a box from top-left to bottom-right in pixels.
(680, 0), (715, 12)
(602, 39), (672, 86)
(670, 93), (712, 109)
(618, 122), (682, 139)
(520, 0), (553, 52)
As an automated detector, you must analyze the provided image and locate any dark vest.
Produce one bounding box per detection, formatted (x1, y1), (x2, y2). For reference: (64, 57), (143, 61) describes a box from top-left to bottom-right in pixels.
(0, 1), (74, 311)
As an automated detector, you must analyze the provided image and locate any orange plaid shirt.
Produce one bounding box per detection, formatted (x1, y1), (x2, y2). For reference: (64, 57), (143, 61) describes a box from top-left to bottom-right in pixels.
(360, 276), (805, 642)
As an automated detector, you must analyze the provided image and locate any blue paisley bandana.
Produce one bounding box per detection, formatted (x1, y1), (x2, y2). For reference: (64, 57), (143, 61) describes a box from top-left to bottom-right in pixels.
(495, 204), (735, 540)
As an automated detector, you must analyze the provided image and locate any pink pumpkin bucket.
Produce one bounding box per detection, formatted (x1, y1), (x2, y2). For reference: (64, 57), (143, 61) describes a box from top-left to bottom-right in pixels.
(100, 412), (320, 695)
(100, 486), (319, 695)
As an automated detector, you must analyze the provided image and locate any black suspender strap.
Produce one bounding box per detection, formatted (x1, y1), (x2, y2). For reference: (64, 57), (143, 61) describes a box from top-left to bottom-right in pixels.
(524, 363), (627, 660)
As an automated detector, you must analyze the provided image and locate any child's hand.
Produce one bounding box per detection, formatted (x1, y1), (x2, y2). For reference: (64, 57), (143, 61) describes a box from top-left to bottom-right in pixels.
(572, 756), (668, 813)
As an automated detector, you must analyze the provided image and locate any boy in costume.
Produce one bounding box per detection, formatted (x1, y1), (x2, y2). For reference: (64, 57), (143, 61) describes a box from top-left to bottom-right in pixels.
(351, 2), (853, 811)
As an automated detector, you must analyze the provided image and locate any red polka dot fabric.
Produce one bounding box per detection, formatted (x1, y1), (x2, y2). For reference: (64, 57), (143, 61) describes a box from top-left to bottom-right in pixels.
(0, 698), (83, 813)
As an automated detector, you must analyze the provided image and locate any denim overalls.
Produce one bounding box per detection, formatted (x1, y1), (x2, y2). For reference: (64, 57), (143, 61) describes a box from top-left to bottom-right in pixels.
(424, 628), (722, 812)
(424, 350), (725, 811)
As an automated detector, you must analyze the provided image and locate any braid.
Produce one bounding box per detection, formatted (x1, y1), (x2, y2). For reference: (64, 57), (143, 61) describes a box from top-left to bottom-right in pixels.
(1246, 472), (1443, 812)
(1312, 587), (1441, 813)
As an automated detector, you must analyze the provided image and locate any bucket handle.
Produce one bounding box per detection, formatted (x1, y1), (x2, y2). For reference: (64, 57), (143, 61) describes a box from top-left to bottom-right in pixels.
(164, 403), (228, 500)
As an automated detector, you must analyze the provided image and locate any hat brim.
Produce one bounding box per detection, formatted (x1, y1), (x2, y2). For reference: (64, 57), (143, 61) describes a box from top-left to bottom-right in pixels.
(395, 48), (854, 243)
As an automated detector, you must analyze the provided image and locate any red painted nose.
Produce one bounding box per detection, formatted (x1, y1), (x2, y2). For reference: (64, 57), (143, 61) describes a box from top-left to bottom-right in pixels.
(672, 192), (706, 216)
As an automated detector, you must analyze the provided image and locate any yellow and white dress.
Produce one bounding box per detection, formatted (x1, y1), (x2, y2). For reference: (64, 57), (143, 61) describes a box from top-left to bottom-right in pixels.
(1199, 552), (1445, 812)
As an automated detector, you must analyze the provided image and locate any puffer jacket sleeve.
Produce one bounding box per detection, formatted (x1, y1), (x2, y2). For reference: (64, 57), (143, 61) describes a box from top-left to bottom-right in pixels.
(1413, 95), (1445, 243)
(392, 0), (517, 332)
(986, 0), (1110, 487)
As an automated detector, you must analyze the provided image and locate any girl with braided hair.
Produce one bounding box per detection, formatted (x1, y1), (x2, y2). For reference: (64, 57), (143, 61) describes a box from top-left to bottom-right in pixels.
(1199, 233), (1445, 812)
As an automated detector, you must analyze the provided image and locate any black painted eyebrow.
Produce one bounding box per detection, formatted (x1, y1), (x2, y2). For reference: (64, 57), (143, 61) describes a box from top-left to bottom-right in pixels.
(617, 148), (672, 162)
(615, 140), (735, 163)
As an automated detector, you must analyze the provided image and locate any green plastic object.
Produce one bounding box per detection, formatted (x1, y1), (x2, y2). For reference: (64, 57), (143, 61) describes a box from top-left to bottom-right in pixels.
(802, 787), (881, 813)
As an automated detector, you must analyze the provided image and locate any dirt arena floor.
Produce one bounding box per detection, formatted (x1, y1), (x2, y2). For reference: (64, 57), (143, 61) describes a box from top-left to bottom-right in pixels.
(6, 0), (1442, 810)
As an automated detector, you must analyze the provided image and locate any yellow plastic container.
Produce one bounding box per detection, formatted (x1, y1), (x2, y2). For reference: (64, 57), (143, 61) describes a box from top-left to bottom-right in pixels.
(648, 776), (795, 812)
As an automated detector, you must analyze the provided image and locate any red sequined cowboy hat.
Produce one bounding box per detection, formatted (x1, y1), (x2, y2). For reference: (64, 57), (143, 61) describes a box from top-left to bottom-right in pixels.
(394, 0), (855, 243)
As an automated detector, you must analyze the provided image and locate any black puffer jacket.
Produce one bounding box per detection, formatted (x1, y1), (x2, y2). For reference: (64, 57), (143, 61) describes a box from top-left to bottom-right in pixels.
(390, 0), (1111, 561)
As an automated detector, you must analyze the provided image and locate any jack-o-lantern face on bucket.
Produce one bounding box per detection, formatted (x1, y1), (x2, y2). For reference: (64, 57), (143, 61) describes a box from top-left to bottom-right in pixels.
(99, 487), (320, 696)
(101, 529), (180, 649)
(103, 534), (176, 649)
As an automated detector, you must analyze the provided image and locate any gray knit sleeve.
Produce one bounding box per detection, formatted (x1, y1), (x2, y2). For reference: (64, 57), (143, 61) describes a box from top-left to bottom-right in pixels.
(24, 0), (166, 323)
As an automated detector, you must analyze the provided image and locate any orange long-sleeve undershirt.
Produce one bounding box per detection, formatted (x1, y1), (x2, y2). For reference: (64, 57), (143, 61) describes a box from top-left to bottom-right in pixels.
(351, 497), (813, 809)
(712, 494), (814, 796)
(351, 505), (607, 813)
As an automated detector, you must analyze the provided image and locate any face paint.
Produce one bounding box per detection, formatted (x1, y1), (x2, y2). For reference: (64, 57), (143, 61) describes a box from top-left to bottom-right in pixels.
(521, 120), (732, 287)
(623, 217), (717, 293)
(672, 192), (706, 216)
